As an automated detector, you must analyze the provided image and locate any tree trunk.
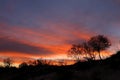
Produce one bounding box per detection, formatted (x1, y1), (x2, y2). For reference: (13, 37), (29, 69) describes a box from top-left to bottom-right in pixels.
(98, 50), (102, 60)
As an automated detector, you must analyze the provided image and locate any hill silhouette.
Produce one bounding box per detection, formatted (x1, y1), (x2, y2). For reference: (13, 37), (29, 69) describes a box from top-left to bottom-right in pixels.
(1, 51), (120, 80)
(106, 51), (120, 61)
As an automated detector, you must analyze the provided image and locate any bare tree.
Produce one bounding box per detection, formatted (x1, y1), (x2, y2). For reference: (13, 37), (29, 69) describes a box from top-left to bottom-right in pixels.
(88, 35), (111, 60)
(68, 42), (95, 61)
(3, 58), (13, 67)
(68, 44), (83, 61)
(82, 42), (96, 61)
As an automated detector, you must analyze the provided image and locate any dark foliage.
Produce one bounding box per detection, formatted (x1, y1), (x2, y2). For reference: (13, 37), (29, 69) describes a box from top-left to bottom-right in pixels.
(88, 35), (111, 60)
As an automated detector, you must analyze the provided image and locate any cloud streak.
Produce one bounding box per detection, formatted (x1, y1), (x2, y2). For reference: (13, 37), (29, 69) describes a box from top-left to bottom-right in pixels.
(0, 36), (53, 55)
(0, 0), (120, 62)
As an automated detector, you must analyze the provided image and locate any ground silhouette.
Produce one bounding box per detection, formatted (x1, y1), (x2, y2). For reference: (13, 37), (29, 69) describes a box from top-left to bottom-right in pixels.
(0, 51), (120, 80)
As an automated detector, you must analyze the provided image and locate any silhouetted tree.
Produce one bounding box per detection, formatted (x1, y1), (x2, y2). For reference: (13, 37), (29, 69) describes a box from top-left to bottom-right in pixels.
(88, 35), (111, 60)
(68, 42), (95, 61)
(3, 58), (13, 67)
(82, 42), (96, 61)
(68, 35), (111, 61)
(68, 44), (83, 61)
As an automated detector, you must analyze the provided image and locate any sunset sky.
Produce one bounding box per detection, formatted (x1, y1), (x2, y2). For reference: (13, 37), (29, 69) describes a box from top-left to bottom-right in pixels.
(0, 0), (120, 64)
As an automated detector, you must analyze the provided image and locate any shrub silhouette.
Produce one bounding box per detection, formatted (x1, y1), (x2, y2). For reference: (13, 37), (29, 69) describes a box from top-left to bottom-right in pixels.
(3, 58), (13, 67)
(19, 62), (28, 68)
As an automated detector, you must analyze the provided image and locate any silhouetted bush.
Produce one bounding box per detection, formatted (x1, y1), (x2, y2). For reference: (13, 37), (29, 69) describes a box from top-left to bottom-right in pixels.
(3, 58), (13, 67)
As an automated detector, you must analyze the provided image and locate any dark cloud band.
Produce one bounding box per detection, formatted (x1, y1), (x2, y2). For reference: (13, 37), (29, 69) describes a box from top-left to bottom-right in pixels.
(0, 37), (53, 54)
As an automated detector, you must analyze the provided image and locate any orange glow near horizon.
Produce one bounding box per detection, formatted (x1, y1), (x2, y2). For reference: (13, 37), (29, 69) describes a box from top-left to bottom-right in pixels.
(0, 22), (117, 67)
(0, 50), (112, 67)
